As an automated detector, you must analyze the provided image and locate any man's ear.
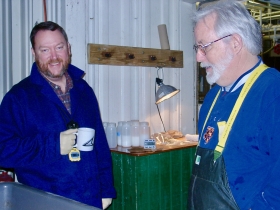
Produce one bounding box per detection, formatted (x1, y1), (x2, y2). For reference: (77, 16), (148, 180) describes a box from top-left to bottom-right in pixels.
(31, 48), (35, 56)
(68, 42), (71, 55)
(31, 48), (36, 60)
(231, 33), (243, 54)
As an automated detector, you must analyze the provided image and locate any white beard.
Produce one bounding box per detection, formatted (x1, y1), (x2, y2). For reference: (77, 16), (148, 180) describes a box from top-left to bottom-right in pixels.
(201, 51), (234, 85)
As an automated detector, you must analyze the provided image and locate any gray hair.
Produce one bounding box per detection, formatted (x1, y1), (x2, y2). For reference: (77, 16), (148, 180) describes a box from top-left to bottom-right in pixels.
(193, 0), (262, 55)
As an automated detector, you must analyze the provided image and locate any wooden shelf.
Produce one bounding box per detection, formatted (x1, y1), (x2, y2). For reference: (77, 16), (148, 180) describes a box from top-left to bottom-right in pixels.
(87, 43), (183, 68)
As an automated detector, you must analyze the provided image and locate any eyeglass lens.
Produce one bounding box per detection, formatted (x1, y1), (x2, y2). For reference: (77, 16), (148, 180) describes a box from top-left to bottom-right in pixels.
(193, 34), (232, 56)
(193, 45), (206, 55)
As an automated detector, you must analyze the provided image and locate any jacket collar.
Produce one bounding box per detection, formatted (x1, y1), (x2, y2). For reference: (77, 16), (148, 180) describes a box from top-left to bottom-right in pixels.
(29, 62), (85, 112)
(30, 62), (85, 85)
(221, 57), (262, 93)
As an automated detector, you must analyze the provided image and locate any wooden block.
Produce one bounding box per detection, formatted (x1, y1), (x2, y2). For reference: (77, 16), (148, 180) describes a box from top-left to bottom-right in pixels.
(87, 43), (183, 68)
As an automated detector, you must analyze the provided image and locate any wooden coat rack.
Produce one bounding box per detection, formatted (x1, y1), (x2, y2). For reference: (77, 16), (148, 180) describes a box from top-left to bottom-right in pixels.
(87, 44), (183, 68)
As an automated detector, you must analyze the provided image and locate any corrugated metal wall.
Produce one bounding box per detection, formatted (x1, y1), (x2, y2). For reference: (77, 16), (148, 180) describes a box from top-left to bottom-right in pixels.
(0, 0), (197, 135)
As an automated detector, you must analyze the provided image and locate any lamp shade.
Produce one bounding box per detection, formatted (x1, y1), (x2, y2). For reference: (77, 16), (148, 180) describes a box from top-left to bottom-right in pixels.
(155, 78), (180, 104)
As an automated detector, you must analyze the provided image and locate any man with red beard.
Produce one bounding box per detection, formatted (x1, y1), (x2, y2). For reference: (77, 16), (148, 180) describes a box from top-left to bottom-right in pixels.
(188, 1), (280, 210)
(0, 21), (115, 209)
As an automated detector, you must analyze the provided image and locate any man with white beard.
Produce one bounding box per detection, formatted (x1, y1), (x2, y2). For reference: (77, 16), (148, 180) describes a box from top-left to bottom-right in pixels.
(188, 1), (280, 209)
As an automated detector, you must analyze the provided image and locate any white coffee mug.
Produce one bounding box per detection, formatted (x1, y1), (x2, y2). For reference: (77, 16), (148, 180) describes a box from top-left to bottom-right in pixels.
(74, 127), (95, 151)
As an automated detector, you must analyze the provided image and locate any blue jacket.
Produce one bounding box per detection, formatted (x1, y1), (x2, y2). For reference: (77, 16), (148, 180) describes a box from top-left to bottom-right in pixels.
(0, 63), (116, 208)
(198, 60), (280, 209)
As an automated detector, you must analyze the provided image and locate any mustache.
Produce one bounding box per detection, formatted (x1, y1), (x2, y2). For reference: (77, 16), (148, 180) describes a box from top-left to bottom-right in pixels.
(200, 62), (211, 68)
(47, 58), (63, 64)
(35, 57), (69, 79)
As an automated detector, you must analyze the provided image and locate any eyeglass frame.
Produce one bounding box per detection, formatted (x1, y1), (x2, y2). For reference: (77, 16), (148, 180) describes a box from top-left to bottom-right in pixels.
(193, 34), (232, 55)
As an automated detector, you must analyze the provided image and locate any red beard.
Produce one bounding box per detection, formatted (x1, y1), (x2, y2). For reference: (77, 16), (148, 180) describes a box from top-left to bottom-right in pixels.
(36, 57), (70, 78)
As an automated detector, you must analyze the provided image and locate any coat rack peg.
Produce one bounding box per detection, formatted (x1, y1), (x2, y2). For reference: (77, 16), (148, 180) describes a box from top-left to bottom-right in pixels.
(88, 43), (183, 68)
(169, 56), (177, 62)
(102, 52), (112, 58)
(150, 55), (157, 61)
(126, 53), (135, 59)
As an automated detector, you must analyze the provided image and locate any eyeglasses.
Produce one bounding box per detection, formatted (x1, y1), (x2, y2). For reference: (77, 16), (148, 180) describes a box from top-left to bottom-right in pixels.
(193, 34), (232, 56)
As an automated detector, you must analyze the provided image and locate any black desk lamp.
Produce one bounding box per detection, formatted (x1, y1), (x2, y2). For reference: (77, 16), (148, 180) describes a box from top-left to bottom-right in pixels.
(155, 67), (180, 132)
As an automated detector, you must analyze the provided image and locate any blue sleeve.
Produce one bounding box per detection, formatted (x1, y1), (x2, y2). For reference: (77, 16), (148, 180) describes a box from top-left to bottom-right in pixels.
(0, 91), (61, 168)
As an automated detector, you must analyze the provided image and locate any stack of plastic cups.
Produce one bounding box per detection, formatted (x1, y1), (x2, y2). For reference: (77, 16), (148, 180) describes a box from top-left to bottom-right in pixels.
(106, 123), (117, 148)
(131, 121), (140, 147)
(121, 122), (131, 147)
(140, 122), (150, 147)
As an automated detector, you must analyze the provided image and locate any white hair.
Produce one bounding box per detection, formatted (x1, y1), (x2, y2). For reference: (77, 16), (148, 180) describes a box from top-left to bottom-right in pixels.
(193, 0), (262, 55)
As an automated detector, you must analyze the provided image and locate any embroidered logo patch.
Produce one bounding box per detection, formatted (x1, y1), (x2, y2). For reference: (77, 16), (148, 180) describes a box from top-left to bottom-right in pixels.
(203, 126), (214, 144)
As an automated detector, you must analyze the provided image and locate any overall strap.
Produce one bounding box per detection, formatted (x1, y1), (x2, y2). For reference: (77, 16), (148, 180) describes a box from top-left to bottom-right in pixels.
(213, 64), (268, 161)
(199, 89), (221, 143)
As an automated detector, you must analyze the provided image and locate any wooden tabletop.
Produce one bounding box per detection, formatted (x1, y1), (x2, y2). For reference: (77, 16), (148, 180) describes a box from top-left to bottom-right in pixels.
(110, 138), (198, 156)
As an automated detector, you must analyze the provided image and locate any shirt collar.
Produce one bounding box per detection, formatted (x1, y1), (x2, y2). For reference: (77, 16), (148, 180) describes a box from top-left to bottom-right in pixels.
(222, 57), (262, 92)
(40, 71), (73, 92)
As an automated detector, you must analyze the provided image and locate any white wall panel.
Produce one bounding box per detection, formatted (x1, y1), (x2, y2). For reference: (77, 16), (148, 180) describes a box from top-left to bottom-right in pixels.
(0, 0), (12, 98)
(0, 0), (197, 135)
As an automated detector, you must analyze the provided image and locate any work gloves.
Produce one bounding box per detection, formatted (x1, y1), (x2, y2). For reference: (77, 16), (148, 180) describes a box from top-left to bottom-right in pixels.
(60, 129), (78, 155)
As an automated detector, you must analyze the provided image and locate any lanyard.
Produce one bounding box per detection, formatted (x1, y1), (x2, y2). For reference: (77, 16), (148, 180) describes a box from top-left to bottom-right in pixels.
(199, 64), (268, 161)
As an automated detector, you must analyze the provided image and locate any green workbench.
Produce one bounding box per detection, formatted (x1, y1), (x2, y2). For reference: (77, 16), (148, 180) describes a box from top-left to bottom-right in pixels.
(108, 142), (197, 210)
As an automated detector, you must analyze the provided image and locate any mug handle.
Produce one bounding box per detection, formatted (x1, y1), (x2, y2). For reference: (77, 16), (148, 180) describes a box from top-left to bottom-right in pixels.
(73, 132), (78, 148)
